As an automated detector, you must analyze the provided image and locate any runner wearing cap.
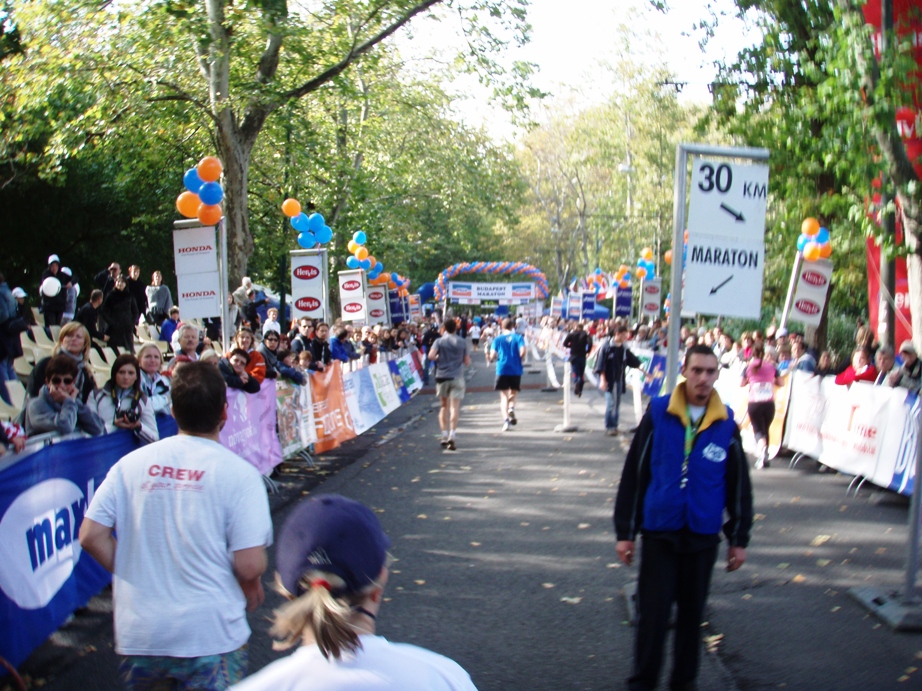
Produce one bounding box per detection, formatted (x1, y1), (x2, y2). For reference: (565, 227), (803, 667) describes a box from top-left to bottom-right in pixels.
(232, 494), (477, 691)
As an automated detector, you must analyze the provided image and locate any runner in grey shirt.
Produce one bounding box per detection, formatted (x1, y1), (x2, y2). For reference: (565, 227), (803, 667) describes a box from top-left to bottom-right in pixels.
(428, 318), (470, 450)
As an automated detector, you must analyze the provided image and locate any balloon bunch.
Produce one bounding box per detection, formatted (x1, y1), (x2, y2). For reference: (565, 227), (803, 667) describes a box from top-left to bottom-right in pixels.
(281, 199), (334, 248)
(369, 270), (410, 295)
(635, 247), (657, 280)
(796, 217), (832, 262)
(569, 268), (611, 295)
(613, 264), (632, 289)
(176, 157), (225, 225)
(345, 231), (379, 274)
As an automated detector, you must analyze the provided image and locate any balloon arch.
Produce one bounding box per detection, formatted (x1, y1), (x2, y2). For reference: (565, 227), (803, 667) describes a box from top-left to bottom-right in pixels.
(433, 261), (549, 301)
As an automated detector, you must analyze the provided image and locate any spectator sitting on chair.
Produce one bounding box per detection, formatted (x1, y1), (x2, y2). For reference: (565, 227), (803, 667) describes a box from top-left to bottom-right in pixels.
(159, 307), (180, 349)
(137, 342), (171, 416)
(12, 287), (37, 327)
(92, 353), (159, 445)
(220, 348), (261, 393)
(167, 323), (201, 370)
(26, 322), (98, 406)
(25, 354), (105, 437)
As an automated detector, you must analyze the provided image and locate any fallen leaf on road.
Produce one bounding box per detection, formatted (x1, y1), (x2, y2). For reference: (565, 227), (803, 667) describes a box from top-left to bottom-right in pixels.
(470, 542), (481, 547)
(816, 559), (832, 567)
(564, 436), (572, 441)
(560, 597), (582, 604)
(417, 514), (428, 519)
(542, 583), (555, 589)
(777, 563), (790, 569)
(791, 497), (801, 503)
(876, 548), (887, 555)
(411, 477), (420, 483)
(793, 574), (806, 583)
(578, 523), (591, 529)
(520, 522), (530, 526)
(414, 580), (426, 585)
(811, 535), (832, 546)
(753, 513), (766, 521)
(742, 594), (752, 600)
(831, 606), (840, 612)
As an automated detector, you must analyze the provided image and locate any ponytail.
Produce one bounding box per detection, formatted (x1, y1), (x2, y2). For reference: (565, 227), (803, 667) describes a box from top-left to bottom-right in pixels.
(270, 571), (369, 660)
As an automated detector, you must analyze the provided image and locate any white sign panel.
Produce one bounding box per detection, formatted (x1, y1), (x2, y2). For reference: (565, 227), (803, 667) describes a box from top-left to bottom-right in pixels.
(789, 259), (833, 327)
(640, 279), (662, 319)
(173, 226), (218, 275)
(687, 160), (769, 242)
(338, 270), (367, 322)
(176, 270), (221, 320)
(366, 286), (389, 325)
(684, 234), (764, 318)
(408, 294), (421, 319)
(448, 282), (535, 302)
(566, 292), (581, 319)
(291, 251), (327, 321)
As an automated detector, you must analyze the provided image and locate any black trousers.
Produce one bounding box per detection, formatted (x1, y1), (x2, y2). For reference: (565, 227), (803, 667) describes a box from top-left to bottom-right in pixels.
(628, 536), (719, 691)
(571, 356), (587, 394)
(747, 400), (775, 445)
(43, 308), (63, 327)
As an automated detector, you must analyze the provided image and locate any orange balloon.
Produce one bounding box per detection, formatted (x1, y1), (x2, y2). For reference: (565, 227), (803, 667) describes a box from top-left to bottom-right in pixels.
(387, 281), (397, 290)
(683, 229), (689, 243)
(619, 265), (629, 274)
(818, 242), (833, 258)
(281, 198), (301, 217)
(368, 256), (377, 269)
(802, 217), (820, 236)
(197, 156), (223, 183)
(635, 267), (647, 279)
(640, 247), (654, 261)
(803, 242), (821, 261)
(347, 240), (358, 254)
(197, 203), (222, 226)
(619, 279), (630, 289)
(355, 246), (369, 260)
(176, 191), (200, 218)
(664, 249), (673, 266)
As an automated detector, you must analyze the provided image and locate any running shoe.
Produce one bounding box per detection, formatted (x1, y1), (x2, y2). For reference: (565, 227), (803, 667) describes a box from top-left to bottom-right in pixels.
(509, 410), (517, 426)
(446, 439), (456, 451)
(440, 437), (449, 448)
(502, 419), (510, 432)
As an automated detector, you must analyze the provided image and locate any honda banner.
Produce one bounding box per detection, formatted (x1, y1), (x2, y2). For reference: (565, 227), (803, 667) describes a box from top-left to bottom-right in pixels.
(291, 250), (328, 321)
(338, 269), (367, 322)
(173, 226), (221, 320)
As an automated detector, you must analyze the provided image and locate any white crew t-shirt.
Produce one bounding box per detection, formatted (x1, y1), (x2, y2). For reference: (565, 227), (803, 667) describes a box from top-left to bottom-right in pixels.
(231, 635), (477, 691)
(86, 434), (273, 657)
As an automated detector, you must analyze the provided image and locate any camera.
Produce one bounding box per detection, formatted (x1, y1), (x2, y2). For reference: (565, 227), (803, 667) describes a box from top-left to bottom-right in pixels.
(117, 396), (141, 424)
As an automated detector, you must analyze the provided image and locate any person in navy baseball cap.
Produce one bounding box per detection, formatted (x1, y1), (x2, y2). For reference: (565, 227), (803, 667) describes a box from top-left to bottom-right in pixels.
(233, 494), (477, 690)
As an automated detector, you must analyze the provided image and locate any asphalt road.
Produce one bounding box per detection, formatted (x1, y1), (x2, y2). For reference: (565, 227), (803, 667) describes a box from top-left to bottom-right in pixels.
(8, 355), (922, 690)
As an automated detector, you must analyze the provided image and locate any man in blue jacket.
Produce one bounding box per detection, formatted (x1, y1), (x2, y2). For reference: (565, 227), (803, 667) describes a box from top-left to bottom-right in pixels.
(614, 344), (753, 691)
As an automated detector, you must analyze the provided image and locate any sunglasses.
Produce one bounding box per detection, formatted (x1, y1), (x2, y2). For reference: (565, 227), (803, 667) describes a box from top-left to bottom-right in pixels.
(265, 336), (279, 341)
(50, 376), (74, 386)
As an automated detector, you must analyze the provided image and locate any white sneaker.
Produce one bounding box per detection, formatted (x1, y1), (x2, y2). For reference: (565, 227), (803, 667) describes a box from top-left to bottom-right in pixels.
(502, 420), (510, 432)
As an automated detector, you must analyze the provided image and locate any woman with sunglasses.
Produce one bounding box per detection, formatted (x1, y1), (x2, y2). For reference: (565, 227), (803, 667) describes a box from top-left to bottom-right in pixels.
(257, 330), (281, 379)
(93, 353), (159, 444)
(25, 353), (105, 437)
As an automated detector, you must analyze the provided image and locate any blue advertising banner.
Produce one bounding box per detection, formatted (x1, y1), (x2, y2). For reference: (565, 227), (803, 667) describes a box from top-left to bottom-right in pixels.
(643, 354), (668, 397)
(615, 287), (632, 317)
(581, 292), (596, 320)
(389, 291), (407, 325)
(0, 416), (177, 669)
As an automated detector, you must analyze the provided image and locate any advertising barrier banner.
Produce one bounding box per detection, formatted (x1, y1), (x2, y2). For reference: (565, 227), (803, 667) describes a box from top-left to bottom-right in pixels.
(310, 362), (357, 453)
(551, 297), (563, 318)
(566, 292), (581, 319)
(615, 287), (632, 317)
(343, 367), (387, 435)
(369, 362), (402, 414)
(581, 292), (596, 320)
(219, 383), (283, 475)
(387, 361), (412, 404)
(408, 294), (421, 319)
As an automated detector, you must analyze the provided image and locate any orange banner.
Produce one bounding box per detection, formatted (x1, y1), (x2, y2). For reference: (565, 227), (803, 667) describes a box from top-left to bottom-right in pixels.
(310, 362), (357, 454)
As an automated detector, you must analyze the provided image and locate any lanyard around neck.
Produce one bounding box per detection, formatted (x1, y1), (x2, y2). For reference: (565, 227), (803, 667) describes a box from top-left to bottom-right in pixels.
(682, 404), (705, 489)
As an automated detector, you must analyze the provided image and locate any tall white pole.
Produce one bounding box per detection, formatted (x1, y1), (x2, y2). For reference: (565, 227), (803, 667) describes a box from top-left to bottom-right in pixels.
(665, 145), (688, 392)
(779, 251), (804, 332)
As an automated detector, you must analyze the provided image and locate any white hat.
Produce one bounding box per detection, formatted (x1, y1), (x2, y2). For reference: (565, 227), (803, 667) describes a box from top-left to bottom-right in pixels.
(60, 267), (73, 278)
(40, 276), (61, 297)
(47, 254), (60, 265)
(776, 327), (789, 337)
(899, 339), (917, 356)
(11, 287), (26, 298)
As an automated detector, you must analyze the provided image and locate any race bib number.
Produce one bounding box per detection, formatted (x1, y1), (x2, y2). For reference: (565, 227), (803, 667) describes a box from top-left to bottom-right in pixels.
(749, 381), (774, 403)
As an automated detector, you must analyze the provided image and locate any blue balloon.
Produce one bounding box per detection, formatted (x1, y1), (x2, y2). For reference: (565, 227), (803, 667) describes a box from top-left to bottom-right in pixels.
(594, 267), (602, 275)
(816, 227), (830, 244)
(198, 181), (223, 206)
(353, 231), (367, 245)
(291, 213), (309, 232)
(359, 259), (371, 270)
(308, 213), (325, 232)
(376, 264), (384, 274)
(316, 225), (333, 244)
(297, 232), (315, 249)
(391, 272), (399, 282)
(183, 167), (204, 194)
(796, 234), (810, 251)
(346, 256), (360, 269)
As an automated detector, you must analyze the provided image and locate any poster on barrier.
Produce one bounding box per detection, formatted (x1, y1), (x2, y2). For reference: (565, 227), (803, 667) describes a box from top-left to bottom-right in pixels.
(409, 350), (425, 384)
(871, 389), (918, 495)
(276, 381), (306, 458)
(220, 383), (283, 475)
(388, 360), (412, 403)
(310, 362), (356, 454)
(782, 371), (827, 459)
(819, 381), (890, 477)
(395, 354), (422, 395)
(343, 367), (387, 435)
(298, 379), (318, 448)
(369, 362), (401, 414)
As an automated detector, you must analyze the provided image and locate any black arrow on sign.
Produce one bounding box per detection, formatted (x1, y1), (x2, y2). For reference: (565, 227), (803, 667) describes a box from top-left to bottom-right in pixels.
(710, 275), (734, 295)
(720, 203), (745, 222)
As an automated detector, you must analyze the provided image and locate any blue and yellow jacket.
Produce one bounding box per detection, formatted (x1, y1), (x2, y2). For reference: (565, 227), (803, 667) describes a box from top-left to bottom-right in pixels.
(614, 382), (753, 547)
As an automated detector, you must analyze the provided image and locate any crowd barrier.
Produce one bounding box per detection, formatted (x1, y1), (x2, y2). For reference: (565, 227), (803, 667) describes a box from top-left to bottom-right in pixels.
(0, 352), (425, 671)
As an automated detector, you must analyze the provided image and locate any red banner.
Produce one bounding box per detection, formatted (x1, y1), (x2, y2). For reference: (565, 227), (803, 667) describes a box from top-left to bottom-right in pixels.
(866, 237), (912, 346)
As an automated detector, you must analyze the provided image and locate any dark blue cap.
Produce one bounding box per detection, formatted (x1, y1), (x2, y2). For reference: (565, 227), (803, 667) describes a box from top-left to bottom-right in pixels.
(276, 494), (391, 597)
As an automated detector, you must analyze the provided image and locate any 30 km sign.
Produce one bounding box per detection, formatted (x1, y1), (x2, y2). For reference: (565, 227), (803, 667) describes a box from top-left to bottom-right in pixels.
(687, 160), (769, 241)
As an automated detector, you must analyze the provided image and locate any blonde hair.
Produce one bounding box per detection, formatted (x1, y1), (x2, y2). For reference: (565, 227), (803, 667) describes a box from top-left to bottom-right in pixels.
(270, 570), (379, 660)
(53, 322), (92, 360)
(136, 342), (163, 368)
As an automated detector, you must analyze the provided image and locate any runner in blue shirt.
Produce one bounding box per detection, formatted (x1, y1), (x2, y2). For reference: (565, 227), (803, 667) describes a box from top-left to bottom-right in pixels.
(489, 317), (526, 432)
